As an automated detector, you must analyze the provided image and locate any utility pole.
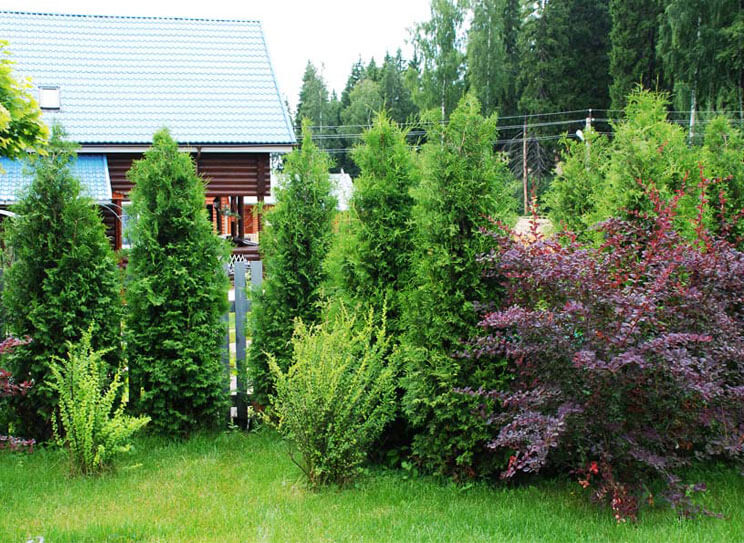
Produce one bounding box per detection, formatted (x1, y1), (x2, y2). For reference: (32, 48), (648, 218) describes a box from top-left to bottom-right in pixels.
(523, 116), (528, 215)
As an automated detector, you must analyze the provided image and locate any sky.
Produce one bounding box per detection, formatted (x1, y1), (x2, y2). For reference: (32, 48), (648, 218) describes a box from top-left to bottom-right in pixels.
(3, 0), (432, 114)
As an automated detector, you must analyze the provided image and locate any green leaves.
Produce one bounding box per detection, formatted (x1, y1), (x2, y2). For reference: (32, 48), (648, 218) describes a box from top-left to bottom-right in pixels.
(400, 94), (516, 478)
(125, 128), (229, 436)
(0, 41), (47, 159)
(249, 120), (336, 407)
(268, 304), (396, 488)
(3, 125), (122, 440)
(50, 329), (149, 476)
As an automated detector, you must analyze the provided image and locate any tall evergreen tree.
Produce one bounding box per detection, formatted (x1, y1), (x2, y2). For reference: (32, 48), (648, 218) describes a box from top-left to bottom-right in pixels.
(341, 58), (366, 110)
(658, 0), (742, 115)
(125, 129), (229, 436)
(248, 121), (336, 407)
(295, 61), (331, 135)
(519, 0), (611, 113)
(327, 111), (419, 334)
(609, 0), (667, 110)
(3, 126), (122, 440)
(380, 51), (418, 124)
(412, 0), (467, 118)
(401, 95), (518, 478)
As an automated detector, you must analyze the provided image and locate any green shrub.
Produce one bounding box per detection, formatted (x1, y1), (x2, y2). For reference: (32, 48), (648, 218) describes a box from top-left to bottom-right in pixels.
(50, 329), (149, 475)
(2, 126), (122, 440)
(268, 305), (396, 487)
(400, 94), (517, 479)
(325, 112), (419, 337)
(125, 128), (229, 436)
(249, 119), (336, 407)
(548, 90), (744, 239)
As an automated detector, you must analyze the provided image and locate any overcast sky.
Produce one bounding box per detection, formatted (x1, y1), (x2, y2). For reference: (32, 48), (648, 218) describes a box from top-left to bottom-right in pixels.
(3, 0), (432, 113)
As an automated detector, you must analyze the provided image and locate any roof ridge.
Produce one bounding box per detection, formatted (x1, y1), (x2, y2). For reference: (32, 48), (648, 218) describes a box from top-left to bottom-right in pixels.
(0, 10), (261, 24)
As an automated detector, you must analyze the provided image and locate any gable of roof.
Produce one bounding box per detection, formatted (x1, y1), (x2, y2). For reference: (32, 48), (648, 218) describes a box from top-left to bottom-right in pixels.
(0, 155), (113, 204)
(0, 11), (296, 146)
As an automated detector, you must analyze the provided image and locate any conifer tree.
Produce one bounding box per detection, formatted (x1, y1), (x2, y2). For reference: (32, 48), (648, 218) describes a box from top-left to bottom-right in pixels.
(401, 95), (517, 478)
(125, 129), (229, 436)
(248, 120), (336, 407)
(609, 0), (666, 110)
(327, 111), (418, 335)
(519, 0), (611, 113)
(3, 126), (122, 440)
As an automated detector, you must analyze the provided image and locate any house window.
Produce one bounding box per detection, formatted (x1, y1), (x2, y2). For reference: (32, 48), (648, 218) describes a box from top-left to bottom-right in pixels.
(120, 201), (133, 249)
(38, 86), (61, 109)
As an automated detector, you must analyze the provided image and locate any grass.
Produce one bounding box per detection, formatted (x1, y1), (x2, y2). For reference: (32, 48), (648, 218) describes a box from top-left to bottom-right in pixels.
(1, 431), (742, 543)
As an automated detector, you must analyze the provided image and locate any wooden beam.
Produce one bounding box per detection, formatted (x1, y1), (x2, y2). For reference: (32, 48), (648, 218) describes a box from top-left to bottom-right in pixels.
(237, 196), (245, 240)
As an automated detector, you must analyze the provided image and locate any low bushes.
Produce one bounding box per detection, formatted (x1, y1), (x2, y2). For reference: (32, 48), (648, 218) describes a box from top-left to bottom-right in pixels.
(469, 180), (744, 520)
(268, 306), (396, 487)
(50, 330), (149, 475)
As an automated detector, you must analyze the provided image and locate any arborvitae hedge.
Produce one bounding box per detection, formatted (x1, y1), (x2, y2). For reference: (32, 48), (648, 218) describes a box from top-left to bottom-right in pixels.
(326, 111), (419, 335)
(125, 129), (229, 436)
(2, 126), (122, 440)
(400, 95), (518, 479)
(248, 120), (336, 407)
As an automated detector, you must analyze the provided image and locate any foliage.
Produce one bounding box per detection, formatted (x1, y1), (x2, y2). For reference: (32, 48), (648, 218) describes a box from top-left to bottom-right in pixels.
(466, 0), (519, 116)
(0, 336), (33, 452)
(50, 330), (149, 475)
(518, 0), (611, 114)
(471, 181), (744, 521)
(327, 111), (418, 336)
(400, 95), (517, 479)
(0, 41), (47, 160)
(3, 126), (122, 441)
(657, 0), (742, 112)
(701, 115), (744, 239)
(249, 120), (336, 407)
(546, 127), (611, 234)
(608, 0), (666, 110)
(412, 0), (466, 118)
(268, 305), (396, 488)
(125, 128), (229, 436)
(548, 90), (744, 241)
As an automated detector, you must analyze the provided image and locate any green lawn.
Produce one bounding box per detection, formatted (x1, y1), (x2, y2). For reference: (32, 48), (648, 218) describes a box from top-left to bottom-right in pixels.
(1, 431), (742, 543)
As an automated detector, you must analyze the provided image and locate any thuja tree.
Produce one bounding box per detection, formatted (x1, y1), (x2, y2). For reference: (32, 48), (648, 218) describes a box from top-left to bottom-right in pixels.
(400, 95), (517, 479)
(548, 90), (704, 238)
(3, 127), (122, 440)
(126, 129), (229, 436)
(326, 111), (418, 335)
(470, 180), (744, 521)
(248, 120), (336, 407)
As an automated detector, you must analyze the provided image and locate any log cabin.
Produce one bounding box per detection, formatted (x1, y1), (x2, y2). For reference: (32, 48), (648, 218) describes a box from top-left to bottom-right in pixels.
(0, 10), (296, 263)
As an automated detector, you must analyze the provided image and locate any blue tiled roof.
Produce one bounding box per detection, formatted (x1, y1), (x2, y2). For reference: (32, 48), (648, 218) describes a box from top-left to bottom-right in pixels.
(0, 155), (113, 203)
(0, 11), (296, 145)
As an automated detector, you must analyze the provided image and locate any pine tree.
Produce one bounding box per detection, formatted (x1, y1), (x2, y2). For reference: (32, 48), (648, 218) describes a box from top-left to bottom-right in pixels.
(401, 95), (518, 478)
(248, 121), (336, 407)
(3, 126), (122, 440)
(125, 129), (229, 436)
(658, 0), (742, 115)
(609, 0), (666, 110)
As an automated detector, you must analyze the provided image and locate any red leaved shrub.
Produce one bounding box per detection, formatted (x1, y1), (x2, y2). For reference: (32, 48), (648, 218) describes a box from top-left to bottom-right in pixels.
(468, 177), (744, 520)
